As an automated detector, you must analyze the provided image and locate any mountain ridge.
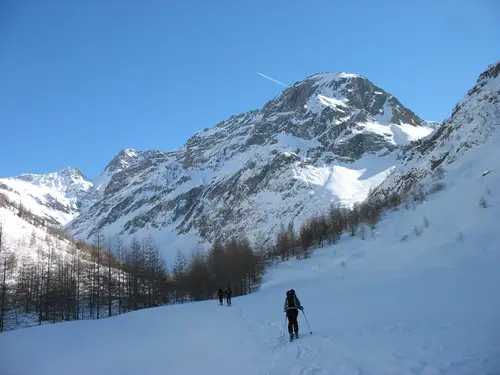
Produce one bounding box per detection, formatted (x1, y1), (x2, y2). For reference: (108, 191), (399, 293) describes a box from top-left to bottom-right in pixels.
(2, 69), (440, 255)
(66, 70), (437, 253)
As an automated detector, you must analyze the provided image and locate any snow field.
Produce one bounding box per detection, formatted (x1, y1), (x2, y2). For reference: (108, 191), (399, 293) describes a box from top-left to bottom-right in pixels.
(1, 131), (499, 375)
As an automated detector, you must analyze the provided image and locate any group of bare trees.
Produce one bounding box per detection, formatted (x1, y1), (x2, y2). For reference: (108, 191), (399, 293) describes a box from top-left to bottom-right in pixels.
(0, 230), (179, 331)
(169, 236), (261, 303)
(0, 234), (112, 331)
(0, 222), (14, 331)
(269, 185), (433, 262)
(271, 166), (451, 263)
(0, 213), (265, 331)
(270, 193), (387, 261)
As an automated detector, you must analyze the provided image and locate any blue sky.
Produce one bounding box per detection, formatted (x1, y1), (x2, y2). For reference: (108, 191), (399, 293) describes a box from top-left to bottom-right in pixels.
(1, 0), (499, 178)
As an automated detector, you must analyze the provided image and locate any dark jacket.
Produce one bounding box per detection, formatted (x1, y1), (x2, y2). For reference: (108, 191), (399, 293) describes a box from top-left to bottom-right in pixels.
(284, 294), (301, 311)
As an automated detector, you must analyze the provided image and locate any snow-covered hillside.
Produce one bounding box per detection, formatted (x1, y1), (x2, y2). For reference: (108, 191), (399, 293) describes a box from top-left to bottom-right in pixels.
(1, 128), (499, 374)
(63, 72), (435, 255)
(0, 167), (92, 226)
(0, 200), (78, 264)
(0, 195), (129, 332)
(378, 61), (500, 195)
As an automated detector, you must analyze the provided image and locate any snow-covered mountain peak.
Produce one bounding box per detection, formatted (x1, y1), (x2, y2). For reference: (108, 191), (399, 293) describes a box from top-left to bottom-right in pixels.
(261, 70), (426, 132)
(10, 166), (91, 194)
(59, 166), (85, 179)
(475, 60), (500, 85)
(456, 60), (500, 111)
(104, 148), (140, 174)
(0, 167), (93, 225)
(305, 71), (364, 83)
(65, 69), (439, 253)
(103, 148), (168, 176)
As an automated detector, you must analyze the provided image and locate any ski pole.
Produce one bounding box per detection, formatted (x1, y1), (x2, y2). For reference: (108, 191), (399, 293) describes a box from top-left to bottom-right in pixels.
(302, 310), (312, 334)
(283, 314), (287, 336)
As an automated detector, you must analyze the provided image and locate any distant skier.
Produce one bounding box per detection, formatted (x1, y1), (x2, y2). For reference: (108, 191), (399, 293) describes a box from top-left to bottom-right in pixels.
(217, 287), (224, 305)
(225, 285), (232, 306)
(283, 289), (303, 341)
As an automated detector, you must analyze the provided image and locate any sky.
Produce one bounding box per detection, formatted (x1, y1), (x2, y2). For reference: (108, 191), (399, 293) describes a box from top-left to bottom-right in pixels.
(1, 0), (499, 179)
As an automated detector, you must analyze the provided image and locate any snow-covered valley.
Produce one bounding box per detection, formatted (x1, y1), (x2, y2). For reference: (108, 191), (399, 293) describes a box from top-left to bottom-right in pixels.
(1, 130), (499, 374)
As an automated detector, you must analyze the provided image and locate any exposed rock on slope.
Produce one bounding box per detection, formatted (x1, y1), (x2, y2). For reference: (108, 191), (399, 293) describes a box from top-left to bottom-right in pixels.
(377, 61), (500, 195)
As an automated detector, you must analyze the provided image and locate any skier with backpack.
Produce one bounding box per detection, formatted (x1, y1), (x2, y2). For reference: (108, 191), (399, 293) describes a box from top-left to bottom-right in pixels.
(283, 289), (303, 341)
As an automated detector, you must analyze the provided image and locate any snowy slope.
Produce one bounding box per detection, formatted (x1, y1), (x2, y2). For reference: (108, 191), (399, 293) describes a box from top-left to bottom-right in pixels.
(0, 167), (92, 226)
(64, 72), (435, 255)
(1, 128), (499, 375)
(0, 199), (83, 266)
(378, 61), (500, 195)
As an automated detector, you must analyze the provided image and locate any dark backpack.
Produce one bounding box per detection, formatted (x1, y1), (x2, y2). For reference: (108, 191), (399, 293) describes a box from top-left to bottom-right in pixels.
(286, 291), (296, 308)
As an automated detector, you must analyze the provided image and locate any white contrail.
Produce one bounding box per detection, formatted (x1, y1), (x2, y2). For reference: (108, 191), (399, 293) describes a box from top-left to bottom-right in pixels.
(256, 72), (288, 87)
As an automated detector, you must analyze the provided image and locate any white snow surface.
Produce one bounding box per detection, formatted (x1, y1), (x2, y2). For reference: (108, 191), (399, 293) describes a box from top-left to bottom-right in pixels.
(0, 167), (92, 225)
(0, 206), (67, 260)
(1, 130), (499, 374)
(390, 123), (434, 145)
(307, 93), (349, 114)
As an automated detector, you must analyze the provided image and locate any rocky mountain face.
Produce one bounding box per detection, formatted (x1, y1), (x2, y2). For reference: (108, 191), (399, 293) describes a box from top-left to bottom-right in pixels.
(376, 61), (500, 196)
(1, 71), (439, 254)
(62, 72), (434, 253)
